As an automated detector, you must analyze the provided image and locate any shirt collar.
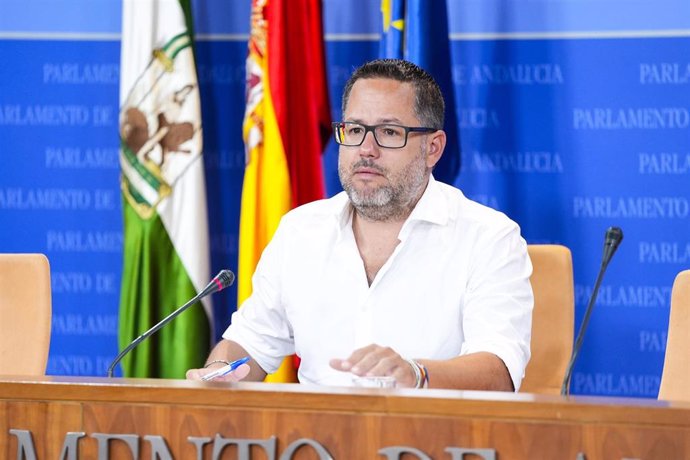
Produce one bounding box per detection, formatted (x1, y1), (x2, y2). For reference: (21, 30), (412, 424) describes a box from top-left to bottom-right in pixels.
(405, 175), (449, 226)
(331, 192), (354, 239)
(398, 174), (449, 241)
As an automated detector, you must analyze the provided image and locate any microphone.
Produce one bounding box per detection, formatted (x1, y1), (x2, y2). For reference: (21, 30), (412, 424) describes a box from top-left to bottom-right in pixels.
(602, 226), (624, 263)
(107, 269), (235, 377)
(561, 227), (623, 395)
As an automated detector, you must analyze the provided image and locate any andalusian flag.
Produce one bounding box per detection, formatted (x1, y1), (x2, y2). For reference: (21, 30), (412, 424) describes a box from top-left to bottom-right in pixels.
(240, 0), (331, 382)
(117, 0), (211, 378)
(380, 0), (461, 183)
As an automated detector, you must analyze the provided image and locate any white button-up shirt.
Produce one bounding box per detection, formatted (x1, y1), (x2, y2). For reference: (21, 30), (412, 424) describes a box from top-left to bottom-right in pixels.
(224, 176), (533, 389)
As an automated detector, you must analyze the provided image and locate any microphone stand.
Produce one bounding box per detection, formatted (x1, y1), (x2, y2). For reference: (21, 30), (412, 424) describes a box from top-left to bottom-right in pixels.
(561, 228), (623, 396)
(107, 270), (234, 377)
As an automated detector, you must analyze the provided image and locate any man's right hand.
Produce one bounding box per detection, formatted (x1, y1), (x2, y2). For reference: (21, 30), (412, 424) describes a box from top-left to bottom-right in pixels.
(186, 362), (251, 382)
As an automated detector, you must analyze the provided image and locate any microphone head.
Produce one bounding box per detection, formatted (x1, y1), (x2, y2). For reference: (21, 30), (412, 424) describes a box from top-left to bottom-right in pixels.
(216, 269), (236, 289)
(605, 226), (624, 245)
(603, 226), (624, 263)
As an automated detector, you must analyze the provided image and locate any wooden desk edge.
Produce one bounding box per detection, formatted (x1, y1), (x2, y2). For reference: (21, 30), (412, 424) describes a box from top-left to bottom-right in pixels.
(1, 375), (688, 427)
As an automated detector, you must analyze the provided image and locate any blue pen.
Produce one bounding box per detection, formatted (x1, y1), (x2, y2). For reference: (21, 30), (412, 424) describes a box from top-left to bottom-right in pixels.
(201, 356), (250, 381)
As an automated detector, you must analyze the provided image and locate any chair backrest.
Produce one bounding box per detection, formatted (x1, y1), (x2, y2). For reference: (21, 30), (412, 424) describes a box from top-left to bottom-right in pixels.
(0, 253), (52, 375)
(658, 270), (690, 402)
(520, 245), (574, 394)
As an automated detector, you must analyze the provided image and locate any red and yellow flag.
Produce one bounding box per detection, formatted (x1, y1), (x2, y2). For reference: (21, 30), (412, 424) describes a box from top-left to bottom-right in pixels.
(240, 0), (331, 382)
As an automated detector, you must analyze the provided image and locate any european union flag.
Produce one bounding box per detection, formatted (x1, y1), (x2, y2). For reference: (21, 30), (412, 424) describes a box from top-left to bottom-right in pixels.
(380, 0), (461, 184)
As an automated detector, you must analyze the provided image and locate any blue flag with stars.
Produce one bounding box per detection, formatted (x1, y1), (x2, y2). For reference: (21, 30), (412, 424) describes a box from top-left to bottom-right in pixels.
(380, 0), (461, 184)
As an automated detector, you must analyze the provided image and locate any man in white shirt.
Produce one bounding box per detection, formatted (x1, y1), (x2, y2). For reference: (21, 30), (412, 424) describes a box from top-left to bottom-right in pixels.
(187, 59), (533, 391)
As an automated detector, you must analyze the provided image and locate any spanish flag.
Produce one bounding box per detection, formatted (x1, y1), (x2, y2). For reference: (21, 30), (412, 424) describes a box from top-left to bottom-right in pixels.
(239, 0), (331, 382)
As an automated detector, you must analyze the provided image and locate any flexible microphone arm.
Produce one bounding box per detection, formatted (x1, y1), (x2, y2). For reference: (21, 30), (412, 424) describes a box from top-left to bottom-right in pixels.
(561, 227), (623, 396)
(107, 269), (235, 377)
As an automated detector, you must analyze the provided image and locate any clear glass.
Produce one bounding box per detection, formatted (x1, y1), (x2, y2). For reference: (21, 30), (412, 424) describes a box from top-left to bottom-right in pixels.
(352, 375), (397, 388)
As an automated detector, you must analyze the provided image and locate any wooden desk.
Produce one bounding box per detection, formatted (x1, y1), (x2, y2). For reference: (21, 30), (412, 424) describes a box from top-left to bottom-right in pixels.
(1, 376), (688, 459)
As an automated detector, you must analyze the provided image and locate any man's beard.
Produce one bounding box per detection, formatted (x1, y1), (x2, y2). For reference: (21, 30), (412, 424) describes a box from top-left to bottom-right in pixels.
(338, 147), (429, 222)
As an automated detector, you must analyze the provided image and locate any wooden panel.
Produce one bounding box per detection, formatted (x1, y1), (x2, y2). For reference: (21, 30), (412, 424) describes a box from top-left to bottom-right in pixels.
(589, 423), (689, 459)
(1, 376), (690, 459)
(372, 414), (475, 458)
(479, 420), (583, 459)
(3, 400), (82, 459)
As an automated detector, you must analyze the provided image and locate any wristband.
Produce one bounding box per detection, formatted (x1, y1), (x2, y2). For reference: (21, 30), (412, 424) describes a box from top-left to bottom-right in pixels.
(204, 359), (229, 368)
(418, 363), (429, 388)
(404, 358), (423, 389)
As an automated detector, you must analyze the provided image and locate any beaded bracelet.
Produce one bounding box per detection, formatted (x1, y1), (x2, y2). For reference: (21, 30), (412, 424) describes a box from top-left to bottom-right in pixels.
(204, 359), (229, 368)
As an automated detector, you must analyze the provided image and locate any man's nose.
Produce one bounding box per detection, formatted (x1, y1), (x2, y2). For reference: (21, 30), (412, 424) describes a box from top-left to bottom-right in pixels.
(358, 130), (380, 157)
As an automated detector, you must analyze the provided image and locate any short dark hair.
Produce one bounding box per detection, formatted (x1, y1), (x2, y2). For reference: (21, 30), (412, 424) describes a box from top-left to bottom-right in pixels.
(341, 59), (445, 130)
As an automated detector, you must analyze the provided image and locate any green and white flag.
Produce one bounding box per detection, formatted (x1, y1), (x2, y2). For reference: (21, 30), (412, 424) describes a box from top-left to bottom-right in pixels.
(118, 0), (211, 378)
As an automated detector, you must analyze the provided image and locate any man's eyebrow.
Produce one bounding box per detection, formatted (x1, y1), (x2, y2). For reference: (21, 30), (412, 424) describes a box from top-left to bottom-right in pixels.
(342, 117), (404, 124)
(378, 117), (404, 124)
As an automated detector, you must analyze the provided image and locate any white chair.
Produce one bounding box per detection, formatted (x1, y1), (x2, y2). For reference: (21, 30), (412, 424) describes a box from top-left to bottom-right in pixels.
(658, 270), (690, 402)
(520, 245), (574, 394)
(0, 253), (52, 375)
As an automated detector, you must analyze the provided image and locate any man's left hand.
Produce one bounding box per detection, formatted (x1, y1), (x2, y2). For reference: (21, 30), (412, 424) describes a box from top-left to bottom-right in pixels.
(329, 344), (417, 388)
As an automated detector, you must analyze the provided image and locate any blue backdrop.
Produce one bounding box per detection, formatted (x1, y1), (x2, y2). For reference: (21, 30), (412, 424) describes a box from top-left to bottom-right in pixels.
(1, 0), (689, 397)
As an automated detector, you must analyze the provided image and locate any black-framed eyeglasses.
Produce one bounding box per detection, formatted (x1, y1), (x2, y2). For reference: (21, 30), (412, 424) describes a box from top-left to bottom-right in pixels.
(332, 122), (437, 149)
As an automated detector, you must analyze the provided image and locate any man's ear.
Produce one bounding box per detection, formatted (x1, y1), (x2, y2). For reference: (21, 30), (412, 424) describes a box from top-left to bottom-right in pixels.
(425, 130), (447, 168)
